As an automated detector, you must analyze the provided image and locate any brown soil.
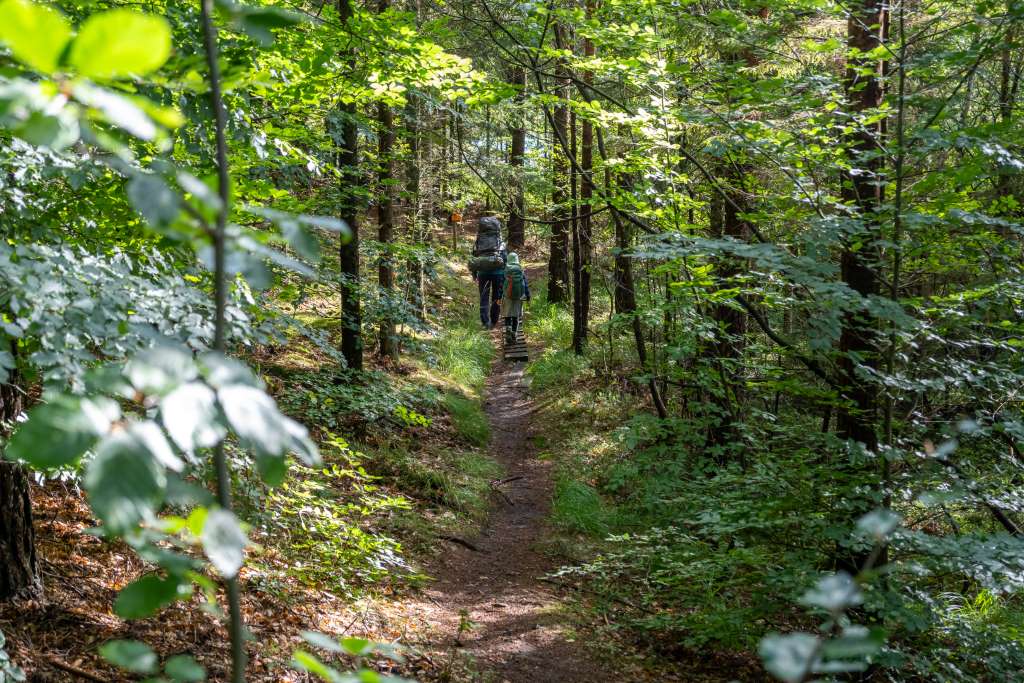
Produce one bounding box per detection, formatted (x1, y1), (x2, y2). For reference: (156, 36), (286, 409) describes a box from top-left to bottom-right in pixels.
(397, 350), (613, 683)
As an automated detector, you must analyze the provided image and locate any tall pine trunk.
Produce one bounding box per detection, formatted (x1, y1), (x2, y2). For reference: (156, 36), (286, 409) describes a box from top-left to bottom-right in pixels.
(377, 0), (398, 360)
(707, 156), (749, 452)
(405, 96), (426, 321)
(573, 7), (594, 354)
(547, 24), (571, 304)
(835, 0), (887, 573)
(571, 110), (582, 348)
(337, 0), (363, 371)
(508, 66), (527, 250)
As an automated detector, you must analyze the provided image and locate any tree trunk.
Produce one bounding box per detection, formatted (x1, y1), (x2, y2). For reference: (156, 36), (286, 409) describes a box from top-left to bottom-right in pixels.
(377, 0), (399, 361)
(507, 66), (527, 249)
(611, 164), (634, 317)
(707, 156), (749, 451)
(607, 166), (667, 418)
(574, 9), (594, 354)
(0, 361), (40, 600)
(997, 20), (1020, 210)
(547, 24), (571, 304)
(405, 95), (426, 321)
(571, 111), (583, 352)
(337, 0), (362, 371)
(835, 0), (887, 573)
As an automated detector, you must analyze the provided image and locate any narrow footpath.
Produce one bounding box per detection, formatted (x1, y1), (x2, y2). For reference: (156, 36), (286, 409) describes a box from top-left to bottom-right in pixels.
(406, 349), (611, 682)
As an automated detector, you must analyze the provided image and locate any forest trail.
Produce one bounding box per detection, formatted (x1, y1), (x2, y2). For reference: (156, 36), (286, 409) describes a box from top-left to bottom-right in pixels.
(407, 342), (611, 682)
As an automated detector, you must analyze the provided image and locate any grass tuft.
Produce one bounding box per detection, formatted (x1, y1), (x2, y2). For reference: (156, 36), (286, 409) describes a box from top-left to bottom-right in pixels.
(434, 315), (493, 395)
(527, 348), (589, 394)
(552, 475), (615, 536)
(444, 392), (490, 447)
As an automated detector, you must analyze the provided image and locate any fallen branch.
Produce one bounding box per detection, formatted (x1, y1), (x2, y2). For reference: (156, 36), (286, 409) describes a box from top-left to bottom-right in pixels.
(438, 535), (486, 553)
(491, 488), (515, 507)
(490, 475), (525, 487)
(48, 657), (110, 683)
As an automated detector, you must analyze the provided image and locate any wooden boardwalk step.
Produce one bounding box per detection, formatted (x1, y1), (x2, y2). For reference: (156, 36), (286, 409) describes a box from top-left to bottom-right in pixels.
(503, 329), (529, 361)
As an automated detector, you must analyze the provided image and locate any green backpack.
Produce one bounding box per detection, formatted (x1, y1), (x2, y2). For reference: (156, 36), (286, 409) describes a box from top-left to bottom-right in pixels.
(506, 265), (525, 300)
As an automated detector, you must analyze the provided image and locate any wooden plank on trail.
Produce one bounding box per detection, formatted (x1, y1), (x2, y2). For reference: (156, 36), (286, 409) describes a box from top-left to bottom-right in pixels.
(503, 328), (529, 361)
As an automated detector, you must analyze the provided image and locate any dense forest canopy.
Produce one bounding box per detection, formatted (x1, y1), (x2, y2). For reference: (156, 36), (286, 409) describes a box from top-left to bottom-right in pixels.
(1, 0), (1024, 681)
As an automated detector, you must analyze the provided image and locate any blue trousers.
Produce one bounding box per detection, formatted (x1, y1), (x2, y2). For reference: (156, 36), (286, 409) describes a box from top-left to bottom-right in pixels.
(477, 272), (504, 327)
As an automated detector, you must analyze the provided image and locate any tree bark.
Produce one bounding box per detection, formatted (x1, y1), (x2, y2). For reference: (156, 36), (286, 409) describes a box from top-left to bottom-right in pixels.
(377, 0), (398, 361)
(835, 0), (887, 573)
(337, 0), (362, 371)
(547, 24), (571, 305)
(507, 66), (527, 249)
(707, 155), (749, 450)
(404, 96), (426, 321)
(838, 0), (885, 451)
(573, 5), (594, 355)
(607, 166), (667, 418)
(571, 110), (582, 350)
(0, 359), (40, 600)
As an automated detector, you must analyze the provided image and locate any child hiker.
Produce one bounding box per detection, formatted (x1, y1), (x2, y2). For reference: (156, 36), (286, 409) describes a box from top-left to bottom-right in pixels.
(498, 252), (530, 345)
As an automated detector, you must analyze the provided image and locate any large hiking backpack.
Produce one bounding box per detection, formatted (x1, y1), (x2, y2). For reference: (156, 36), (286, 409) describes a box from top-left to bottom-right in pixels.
(469, 216), (506, 273)
(474, 216), (505, 256)
(506, 265), (525, 300)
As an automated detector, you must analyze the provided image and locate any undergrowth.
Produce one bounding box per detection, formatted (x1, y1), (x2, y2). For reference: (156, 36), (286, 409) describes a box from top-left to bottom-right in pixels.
(247, 254), (499, 598)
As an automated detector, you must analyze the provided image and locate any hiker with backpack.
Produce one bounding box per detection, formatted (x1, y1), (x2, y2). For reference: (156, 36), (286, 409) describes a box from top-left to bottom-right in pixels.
(468, 215), (507, 329)
(499, 252), (530, 345)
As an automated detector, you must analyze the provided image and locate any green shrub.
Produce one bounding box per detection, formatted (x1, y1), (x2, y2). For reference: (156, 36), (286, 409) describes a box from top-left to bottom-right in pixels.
(255, 435), (411, 596)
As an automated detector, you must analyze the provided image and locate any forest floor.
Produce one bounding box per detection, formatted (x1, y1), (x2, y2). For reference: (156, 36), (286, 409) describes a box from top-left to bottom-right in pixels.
(389, 329), (615, 683)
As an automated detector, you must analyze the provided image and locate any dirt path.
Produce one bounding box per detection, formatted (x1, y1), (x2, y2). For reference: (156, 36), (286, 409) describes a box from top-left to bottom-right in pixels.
(406, 352), (611, 683)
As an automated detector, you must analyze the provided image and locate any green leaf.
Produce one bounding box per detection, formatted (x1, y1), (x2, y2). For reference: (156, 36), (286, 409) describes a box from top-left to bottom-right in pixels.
(856, 509), (900, 542)
(100, 640), (158, 675)
(215, 0), (303, 46)
(300, 631), (345, 654)
(821, 625), (885, 660)
(218, 384), (316, 463)
(164, 655), (206, 682)
(244, 206), (350, 262)
(128, 421), (184, 473)
(69, 9), (172, 79)
(126, 346), (198, 396)
(255, 451), (287, 487)
(160, 382), (226, 453)
(759, 632), (819, 683)
(128, 174), (182, 229)
(199, 353), (261, 389)
(72, 83), (158, 140)
(800, 572), (862, 611)
(114, 573), (191, 620)
(6, 395), (119, 469)
(85, 431), (167, 533)
(201, 509), (247, 578)
(17, 109), (79, 149)
(290, 651), (339, 681)
(0, 0), (72, 73)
